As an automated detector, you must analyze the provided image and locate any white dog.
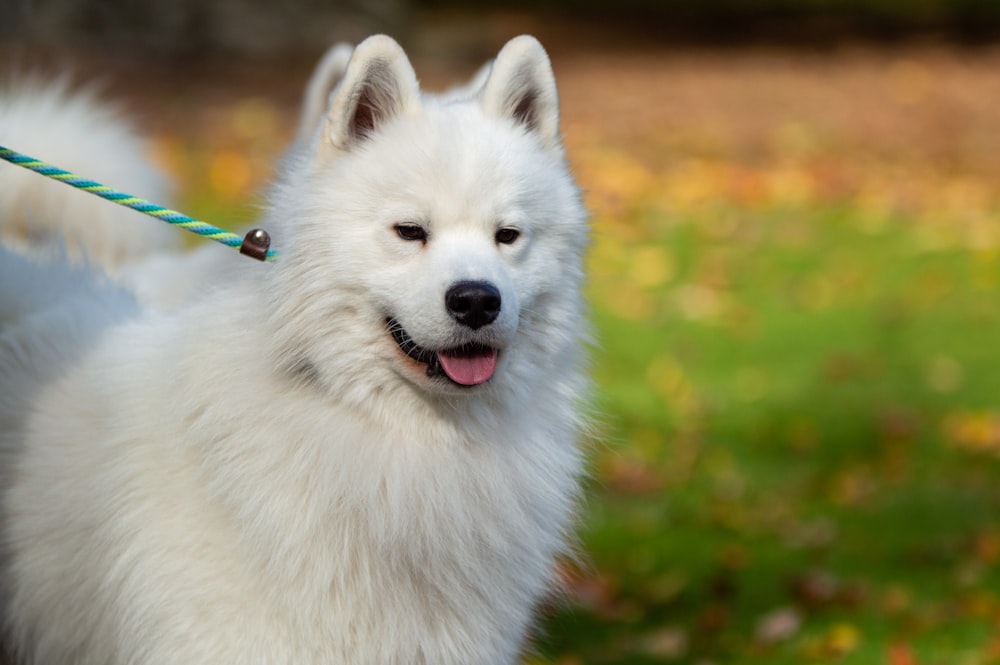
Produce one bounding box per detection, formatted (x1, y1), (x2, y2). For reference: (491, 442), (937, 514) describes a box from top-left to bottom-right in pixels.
(0, 34), (589, 664)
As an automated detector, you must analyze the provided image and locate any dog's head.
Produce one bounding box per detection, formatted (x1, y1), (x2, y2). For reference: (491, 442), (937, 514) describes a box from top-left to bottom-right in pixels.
(265, 35), (588, 407)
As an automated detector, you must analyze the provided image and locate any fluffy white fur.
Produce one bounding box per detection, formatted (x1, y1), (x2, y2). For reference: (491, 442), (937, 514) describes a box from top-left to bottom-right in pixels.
(0, 77), (179, 268)
(295, 42), (355, 149)
(0, 35), (589, 664)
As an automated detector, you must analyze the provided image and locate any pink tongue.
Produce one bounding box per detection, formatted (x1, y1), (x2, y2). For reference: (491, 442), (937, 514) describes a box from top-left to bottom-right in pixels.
(437, 348), (498, 386)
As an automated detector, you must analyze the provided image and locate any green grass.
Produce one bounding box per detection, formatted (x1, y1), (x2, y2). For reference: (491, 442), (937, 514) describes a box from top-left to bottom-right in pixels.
(537, 200), (1000, 664)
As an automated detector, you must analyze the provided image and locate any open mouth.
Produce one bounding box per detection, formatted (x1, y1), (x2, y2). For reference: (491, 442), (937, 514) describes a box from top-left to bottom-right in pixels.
(386, 318), (499, 386)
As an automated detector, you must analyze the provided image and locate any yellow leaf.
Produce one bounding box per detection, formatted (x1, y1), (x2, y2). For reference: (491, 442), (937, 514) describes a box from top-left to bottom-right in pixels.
(825, 623), (860, 657)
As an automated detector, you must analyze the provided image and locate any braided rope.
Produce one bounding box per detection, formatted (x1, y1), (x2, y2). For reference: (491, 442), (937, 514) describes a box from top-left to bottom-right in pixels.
(0, 145), (277, 262)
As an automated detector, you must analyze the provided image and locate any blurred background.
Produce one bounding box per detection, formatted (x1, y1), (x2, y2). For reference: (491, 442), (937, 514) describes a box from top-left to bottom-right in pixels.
(3, 1), (1000, 663)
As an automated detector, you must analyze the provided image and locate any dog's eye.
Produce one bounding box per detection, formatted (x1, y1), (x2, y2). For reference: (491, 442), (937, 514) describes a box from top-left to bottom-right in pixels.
(495, 228), (520, 245)
(395, 223), (427, 242)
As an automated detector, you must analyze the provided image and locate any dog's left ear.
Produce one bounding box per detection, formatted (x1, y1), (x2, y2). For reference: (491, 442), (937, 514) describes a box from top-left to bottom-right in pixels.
(322, 35), (420, 151)
(479, 35), (560, 151)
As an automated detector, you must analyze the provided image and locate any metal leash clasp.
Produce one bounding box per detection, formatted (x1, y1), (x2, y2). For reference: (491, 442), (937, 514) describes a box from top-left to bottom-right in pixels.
(239, 228), (272, 262)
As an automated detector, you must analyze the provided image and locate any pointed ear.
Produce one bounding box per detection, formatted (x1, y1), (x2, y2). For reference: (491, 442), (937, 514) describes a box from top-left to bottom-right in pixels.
(479, 35), (560, 150)
(322, 35), (420, 151)
(297, 42), (354, 145)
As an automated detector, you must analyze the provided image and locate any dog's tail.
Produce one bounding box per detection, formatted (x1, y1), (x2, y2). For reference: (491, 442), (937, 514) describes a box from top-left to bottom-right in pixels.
(0, 76), (180, 270)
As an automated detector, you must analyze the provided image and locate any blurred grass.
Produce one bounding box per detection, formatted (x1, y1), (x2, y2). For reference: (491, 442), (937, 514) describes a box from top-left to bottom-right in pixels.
(532, 47), (1000, 665)
(142, 44), (1000, 664)
(538, 194), (1000, 664)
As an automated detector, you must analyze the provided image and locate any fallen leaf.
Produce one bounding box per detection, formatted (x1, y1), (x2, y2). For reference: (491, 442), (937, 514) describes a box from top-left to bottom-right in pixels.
(755, 606), (802, 645)
(887, 641), (919, 665)
(790, 570), (840, 608)
(825, 623), (861, 657)
(640, 626), (689, 659)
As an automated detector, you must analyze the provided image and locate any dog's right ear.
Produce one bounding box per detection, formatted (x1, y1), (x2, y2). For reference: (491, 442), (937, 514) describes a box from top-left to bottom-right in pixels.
(297, 42), (354, 146)
(321, 35), (420, 151)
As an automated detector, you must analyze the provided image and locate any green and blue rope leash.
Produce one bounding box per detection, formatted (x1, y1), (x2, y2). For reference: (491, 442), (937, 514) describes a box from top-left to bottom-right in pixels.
(0, 145), (276, 262)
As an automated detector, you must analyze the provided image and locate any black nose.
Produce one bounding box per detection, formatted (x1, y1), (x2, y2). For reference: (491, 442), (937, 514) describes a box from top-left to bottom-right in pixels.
(445, 281), (501, 330)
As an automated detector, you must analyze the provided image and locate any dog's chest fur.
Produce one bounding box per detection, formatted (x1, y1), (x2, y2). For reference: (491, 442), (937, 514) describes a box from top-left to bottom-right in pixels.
(5, 318), (578, 664)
